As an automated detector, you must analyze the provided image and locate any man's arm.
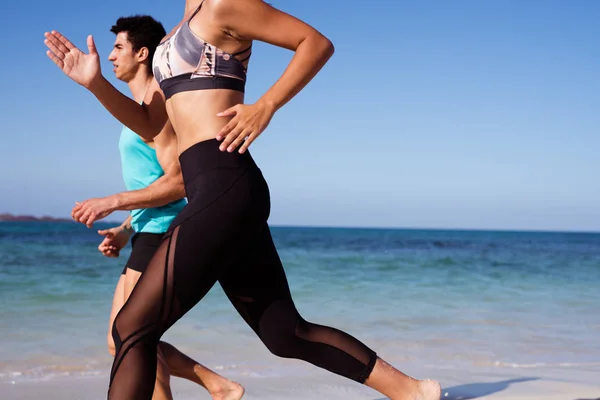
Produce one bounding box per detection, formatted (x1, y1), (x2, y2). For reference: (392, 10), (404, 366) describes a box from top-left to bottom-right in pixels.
(72, 121), (185, 227)
(44, 31), (168, 140)
(97, 214), (134, 258)
(90, 76), (168, 141)
(120, 214), (134, 233)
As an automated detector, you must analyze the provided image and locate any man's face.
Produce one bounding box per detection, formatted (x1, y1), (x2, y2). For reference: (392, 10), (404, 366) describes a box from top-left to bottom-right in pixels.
(107, 32), (141, 82)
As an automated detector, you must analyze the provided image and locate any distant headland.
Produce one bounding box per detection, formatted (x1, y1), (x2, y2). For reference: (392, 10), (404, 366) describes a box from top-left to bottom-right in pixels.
(0, 213), (74, 223)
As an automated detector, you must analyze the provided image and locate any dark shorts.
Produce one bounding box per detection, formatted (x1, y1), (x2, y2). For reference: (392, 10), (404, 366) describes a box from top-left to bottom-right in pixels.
(121, 232), (165, 274)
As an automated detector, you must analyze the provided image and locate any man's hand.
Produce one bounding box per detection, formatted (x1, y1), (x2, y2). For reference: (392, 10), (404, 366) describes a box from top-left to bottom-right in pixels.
(72, 196), (119, 228)
(97, 225), (131, 258)
(44, 31), (102, 89)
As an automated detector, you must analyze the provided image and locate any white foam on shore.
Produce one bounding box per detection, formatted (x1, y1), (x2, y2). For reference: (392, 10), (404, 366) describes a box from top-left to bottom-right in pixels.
(488, 361), (600, 369)
(2, 369), (600, 400)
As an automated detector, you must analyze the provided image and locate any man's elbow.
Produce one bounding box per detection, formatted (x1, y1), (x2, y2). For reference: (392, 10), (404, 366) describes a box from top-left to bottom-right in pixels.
(138, 123), (163, 141)
(138, 104), (167, 141)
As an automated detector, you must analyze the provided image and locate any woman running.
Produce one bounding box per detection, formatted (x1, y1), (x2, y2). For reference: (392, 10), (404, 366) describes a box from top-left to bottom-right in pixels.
(44, 1), (441, 399)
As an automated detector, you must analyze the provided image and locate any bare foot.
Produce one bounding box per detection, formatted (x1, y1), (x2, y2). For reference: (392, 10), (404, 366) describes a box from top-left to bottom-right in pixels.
(193, 365), (245, 400)
(414, 379), (441, 400)
(209, 380), (245, 400)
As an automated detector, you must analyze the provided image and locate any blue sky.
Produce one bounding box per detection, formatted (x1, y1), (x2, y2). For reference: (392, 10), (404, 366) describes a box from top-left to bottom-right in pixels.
(1, 0), (598, 231)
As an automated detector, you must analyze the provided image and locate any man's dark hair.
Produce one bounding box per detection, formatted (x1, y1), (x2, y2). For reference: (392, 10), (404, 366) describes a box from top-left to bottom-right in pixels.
(110, 15), (166, 67)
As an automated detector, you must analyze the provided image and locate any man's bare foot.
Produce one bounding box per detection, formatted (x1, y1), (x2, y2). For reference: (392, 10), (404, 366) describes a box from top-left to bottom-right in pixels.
(193, 365), (245, 400)
(413, 379), (441, 400)
(208, 380), (244, 400)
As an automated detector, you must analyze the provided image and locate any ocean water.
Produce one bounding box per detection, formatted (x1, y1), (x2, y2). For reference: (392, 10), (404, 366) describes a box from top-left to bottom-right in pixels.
(1, 222), (599, 385)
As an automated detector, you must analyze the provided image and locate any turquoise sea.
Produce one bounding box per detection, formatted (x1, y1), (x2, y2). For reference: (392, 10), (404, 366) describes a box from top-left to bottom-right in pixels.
(1, 222), (599, 391)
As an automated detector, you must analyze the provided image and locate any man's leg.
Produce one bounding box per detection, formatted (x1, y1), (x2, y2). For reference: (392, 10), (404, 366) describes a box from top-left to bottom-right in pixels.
(106, 272), (126, 357)
(159, 342), (244, 400)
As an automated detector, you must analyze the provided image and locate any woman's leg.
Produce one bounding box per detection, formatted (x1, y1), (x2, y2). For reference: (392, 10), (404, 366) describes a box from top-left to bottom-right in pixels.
(108, 181), (260, 399)
(107, 267), (172, 399)
(109, 223), (220, 399)
(219, 224), (441, 400)
(124, 268), (173, 400)
(126, 233), (245, 399)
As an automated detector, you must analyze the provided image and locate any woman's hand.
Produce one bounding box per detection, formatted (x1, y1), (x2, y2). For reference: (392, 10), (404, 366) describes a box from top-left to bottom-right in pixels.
(216, 101), (276, 154)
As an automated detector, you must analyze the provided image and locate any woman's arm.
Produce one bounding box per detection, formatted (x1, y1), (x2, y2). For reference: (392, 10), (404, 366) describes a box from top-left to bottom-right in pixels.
(213, 0), (334, 152)
(221, 0), (334, 110)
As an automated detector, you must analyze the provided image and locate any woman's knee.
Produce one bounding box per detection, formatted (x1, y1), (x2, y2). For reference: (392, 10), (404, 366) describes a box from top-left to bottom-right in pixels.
(111, 305), (161, 352)
(259, 304), (306, 358)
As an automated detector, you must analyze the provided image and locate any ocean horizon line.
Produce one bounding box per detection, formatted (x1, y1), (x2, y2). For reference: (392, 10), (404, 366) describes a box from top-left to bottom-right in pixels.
(2, 214), (598, 235)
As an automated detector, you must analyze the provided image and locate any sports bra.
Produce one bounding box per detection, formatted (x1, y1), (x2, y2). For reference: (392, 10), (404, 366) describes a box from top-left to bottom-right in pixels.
(152, 0), (252, 100)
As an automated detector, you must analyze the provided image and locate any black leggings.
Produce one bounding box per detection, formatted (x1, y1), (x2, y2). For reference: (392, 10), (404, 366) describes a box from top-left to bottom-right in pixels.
(108, 139), (378, 399)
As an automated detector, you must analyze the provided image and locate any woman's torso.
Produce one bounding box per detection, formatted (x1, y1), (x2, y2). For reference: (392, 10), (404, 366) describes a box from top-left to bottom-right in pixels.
(153, 1), (252, 154)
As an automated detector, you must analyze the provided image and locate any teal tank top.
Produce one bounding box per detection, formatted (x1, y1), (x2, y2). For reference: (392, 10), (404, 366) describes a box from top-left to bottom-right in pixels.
(118, 125), (186, 234)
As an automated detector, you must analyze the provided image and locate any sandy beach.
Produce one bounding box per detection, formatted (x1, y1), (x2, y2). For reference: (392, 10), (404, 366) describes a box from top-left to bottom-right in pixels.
(3, 363), (599, 399)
